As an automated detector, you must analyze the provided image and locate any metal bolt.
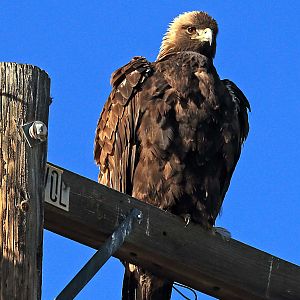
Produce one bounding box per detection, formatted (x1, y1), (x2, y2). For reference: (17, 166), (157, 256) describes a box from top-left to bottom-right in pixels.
(135, 210), (143, 223)
(29, 121), (48, 142)
(136, 211), (143, 220)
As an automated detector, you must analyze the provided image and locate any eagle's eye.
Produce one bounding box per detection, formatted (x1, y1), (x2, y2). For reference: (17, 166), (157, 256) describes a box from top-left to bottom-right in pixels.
(186, 26), (196, 34)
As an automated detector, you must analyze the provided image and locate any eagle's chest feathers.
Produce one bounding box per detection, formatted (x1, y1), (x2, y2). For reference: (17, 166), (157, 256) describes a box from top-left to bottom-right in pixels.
(133, 52), (238, 214)
(140, 52), (227, 155)
(157, 52), (220, 108)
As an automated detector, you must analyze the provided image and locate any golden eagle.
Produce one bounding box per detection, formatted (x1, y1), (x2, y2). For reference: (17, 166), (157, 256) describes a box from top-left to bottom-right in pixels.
(94, 11), (250, 300)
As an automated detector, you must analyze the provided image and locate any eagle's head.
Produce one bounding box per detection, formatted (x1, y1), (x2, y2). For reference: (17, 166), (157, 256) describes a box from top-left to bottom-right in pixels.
(157, 11), (218, 60)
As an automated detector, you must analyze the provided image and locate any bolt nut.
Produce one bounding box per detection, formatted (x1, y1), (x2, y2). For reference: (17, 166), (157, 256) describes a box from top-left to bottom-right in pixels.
(29, 121), (48, 142)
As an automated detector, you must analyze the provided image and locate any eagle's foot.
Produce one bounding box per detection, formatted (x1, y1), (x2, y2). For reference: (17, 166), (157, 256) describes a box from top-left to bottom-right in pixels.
(181, 214), (191, 227)
(212, 226), (231, 241)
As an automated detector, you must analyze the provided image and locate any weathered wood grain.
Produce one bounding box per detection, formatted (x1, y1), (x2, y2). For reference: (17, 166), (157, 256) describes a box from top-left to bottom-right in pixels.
(0, 63), (50, 300)
(44, 163), (300, 300)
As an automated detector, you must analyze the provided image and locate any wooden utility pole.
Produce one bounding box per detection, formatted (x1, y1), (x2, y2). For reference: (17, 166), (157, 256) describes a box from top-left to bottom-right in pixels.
(0, 63), (50, 300)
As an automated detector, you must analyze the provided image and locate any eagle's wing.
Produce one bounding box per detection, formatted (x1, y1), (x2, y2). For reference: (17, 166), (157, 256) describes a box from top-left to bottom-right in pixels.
(222, 79), (250, 143)
(94, 56), (152, 193)
(211, 79), (250, 220)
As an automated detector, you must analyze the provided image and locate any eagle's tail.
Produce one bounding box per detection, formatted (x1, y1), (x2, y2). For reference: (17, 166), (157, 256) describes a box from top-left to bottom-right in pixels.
(122, 263), (173, 300)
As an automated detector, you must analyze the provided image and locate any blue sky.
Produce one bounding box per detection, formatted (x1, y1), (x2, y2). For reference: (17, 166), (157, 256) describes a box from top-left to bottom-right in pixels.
(1, 1), (299, 299)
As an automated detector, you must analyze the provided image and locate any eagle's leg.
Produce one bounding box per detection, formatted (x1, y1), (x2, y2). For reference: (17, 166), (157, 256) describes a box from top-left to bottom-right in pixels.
(212, 226), (231, 241)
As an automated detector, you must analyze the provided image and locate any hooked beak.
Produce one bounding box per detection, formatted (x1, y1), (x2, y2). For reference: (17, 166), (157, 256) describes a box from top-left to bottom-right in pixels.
(191, 28), (213, 46)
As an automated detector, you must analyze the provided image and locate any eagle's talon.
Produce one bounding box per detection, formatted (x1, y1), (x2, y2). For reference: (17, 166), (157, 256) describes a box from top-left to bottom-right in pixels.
(213, 226), (231, 241)
(182, 214), (191, 227)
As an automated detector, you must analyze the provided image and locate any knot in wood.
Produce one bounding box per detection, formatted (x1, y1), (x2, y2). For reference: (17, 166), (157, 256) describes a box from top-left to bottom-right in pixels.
(20, 200), (30, 212)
